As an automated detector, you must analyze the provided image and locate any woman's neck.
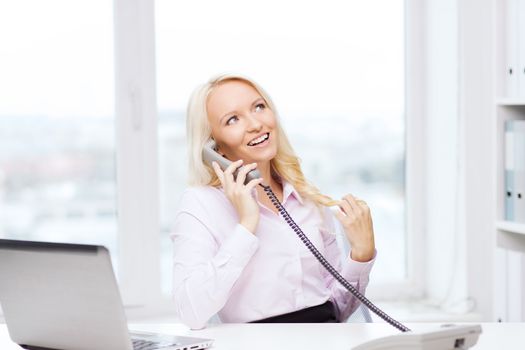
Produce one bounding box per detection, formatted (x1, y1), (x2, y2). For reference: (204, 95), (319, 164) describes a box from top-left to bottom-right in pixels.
(256, 161), (282, 193)
(256, 161), (273, 186)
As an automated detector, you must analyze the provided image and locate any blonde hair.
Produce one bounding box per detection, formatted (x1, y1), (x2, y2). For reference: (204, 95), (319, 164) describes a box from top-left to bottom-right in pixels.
(186, 73), (338, 208)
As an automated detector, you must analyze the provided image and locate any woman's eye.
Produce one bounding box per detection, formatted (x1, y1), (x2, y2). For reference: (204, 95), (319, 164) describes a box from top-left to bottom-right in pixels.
(226, 115), (238, 125)
(255, 103), (266, 112)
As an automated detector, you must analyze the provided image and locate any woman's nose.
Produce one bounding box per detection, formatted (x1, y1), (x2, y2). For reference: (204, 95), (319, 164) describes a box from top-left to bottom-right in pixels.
(246, 114), (263, 131)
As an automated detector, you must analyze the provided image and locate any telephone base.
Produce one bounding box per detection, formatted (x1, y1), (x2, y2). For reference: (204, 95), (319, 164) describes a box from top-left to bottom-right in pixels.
(352, 324), (482, 350)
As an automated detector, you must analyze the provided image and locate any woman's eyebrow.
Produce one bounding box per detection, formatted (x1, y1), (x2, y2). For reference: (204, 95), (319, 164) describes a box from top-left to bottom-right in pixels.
(220, 110), (237, 123)
(252, 97), (265, 106)
(219, 97), (265, 123)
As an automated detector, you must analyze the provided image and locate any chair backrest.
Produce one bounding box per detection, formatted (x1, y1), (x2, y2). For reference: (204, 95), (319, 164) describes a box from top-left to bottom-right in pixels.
(347, 303), (373, 323)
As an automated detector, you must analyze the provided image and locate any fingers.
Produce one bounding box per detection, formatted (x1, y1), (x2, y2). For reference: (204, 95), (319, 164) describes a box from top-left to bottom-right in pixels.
(338, 195), (357, 219)
(211, 161), (224, 183)
(212, 159), (262, 191)
(355, 197), (370, 212)
(223, 159), (243, 185)
(345, 194), (369, 210)
(338, 194), (369, 217)
(212, 159), (243, 188)
(341, 195), (359, 213)
(245, 177), (265, 192)
(235, 162), (258, 186)
(333, 207), (347, 223)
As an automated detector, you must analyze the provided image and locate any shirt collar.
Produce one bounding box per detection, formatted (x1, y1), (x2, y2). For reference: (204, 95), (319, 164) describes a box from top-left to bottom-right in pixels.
(280, 178), (304, 205)
(217, 173), (305, 206)
(247, 177), (304, 205)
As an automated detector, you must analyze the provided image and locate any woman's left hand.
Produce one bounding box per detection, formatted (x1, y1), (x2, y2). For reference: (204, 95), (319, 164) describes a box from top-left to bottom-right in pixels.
(333, 194), (375, 262)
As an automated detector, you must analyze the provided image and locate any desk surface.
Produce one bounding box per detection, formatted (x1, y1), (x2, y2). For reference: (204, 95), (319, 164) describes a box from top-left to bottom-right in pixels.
(1, 322), (524, 349)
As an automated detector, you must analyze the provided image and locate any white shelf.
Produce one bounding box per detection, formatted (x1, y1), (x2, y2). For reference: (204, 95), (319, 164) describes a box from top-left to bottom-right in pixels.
(495, 220), (525, 235)
(492, 0), (525, 322)
(496, 222), (525, 252)
(495, 98), (525, 106)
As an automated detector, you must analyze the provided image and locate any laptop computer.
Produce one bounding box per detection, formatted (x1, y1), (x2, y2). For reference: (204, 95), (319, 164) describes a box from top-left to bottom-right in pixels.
(0, 239), (213, 350)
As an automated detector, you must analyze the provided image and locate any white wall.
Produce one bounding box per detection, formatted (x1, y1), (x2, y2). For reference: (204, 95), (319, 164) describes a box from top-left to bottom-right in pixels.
(457, 0), (495, 321)
(423, 0), (464, 307)
(420, 0), (495, 320)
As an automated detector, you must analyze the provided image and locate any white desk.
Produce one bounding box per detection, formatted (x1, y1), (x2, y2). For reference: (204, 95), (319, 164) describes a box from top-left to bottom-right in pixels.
(0, 322), (523, 349)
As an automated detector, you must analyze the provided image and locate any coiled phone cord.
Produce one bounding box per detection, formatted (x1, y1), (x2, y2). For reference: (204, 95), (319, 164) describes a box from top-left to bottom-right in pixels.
(261, 184), (411, 333)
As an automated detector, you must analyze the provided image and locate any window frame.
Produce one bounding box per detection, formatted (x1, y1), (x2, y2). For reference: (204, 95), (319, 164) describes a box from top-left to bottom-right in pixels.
(114, 0), (163, 310)
(2, 0), (426, 320)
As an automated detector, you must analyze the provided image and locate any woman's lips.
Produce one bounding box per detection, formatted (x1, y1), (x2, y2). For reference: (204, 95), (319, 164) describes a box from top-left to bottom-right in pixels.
(247, 132), (270, 147)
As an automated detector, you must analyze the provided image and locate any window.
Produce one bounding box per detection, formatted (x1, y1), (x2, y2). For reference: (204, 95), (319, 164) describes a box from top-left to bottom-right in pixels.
(0, 0), (406, 316)
(156, 0), (406, 295)
(0, 1), (116, 261)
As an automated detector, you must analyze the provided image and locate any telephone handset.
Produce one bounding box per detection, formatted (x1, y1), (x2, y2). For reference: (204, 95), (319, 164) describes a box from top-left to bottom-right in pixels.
(203, 140), (262, 185)
(201, 140), (482, 348)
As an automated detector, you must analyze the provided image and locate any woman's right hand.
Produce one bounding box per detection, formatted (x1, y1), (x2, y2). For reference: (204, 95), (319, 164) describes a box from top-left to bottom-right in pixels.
(212, 159), (264, 234)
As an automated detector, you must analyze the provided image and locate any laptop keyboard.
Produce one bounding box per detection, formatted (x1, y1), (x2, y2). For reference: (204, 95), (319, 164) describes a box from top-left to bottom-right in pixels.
(132, 338), (180, 350)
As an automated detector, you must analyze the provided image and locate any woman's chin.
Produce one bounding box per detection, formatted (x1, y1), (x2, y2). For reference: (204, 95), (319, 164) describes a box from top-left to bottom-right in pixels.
(242, 146), (277, 163)
(251, 151), (277, 163)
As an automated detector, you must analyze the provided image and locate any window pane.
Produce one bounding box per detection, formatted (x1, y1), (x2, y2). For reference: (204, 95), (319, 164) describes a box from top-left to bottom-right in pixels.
(156, 0), (405, 294)
(0, 2), (117, 261)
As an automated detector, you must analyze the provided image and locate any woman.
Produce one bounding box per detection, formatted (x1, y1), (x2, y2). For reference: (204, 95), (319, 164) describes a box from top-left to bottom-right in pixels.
(171, 73), (376, 329)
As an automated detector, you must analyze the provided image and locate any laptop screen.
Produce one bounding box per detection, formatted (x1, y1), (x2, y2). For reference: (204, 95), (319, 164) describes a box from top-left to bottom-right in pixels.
(0, 239), (134, 349)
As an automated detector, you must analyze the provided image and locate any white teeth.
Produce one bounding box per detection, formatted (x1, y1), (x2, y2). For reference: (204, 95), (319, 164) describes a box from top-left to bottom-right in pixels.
(248, 133), (269, 146)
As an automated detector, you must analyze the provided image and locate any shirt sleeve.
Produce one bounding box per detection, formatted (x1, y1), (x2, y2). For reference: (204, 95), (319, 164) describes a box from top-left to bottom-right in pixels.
(318, 208), (376, 321)
(170, 190), (259, 329)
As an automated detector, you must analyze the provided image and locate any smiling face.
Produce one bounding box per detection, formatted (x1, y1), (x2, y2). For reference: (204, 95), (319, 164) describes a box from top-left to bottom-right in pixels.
(206, 79), (278, 164)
